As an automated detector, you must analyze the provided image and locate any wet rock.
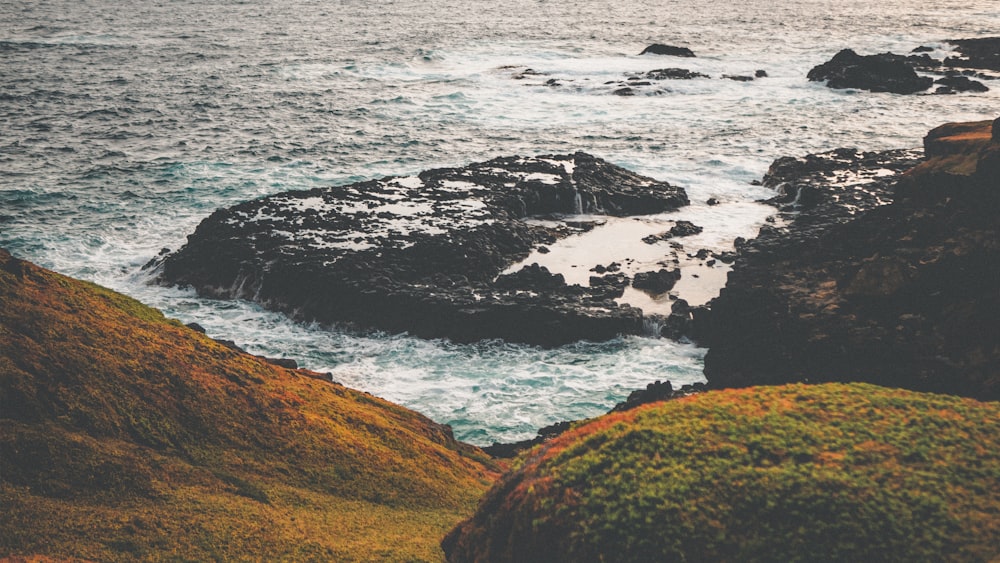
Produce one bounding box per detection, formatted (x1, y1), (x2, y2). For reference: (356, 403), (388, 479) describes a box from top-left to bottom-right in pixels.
(755, 69), (768, 78)
(640, 44), (696, 57)
(645, 68), (709, 80)
(807, 49), (934, 94)
(723, 74), (754, 82)
(632, 268), (681, 295)
(933, 75), (989, 93)
(699, 122), (1000, 400)
(613, 87), (635, 96)
(159, 153), (688, 347)
(945, 37), (1000, 72)
(589, 273), (629, 300)
(641, 220), (704, 244)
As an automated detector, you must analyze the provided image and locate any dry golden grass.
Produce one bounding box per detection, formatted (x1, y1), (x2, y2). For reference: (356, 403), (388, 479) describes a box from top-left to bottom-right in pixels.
(0, 250), (500, 561)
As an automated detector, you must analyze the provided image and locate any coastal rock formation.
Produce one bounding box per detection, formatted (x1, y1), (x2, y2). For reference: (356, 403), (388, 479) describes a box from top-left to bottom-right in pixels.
(639, 44), (696, 57)
(809, 39), (998, 94)
(807, 49), (934, 94)
(699, 120), (1000, 400)
(157, 153), (689, 346)
(444, 383), (1000, 562)
(0, 250), (499, 561)
(945, 37), (1000, 72)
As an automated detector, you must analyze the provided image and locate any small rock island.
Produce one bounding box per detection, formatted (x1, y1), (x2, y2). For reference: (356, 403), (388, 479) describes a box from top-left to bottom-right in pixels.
(157, 153), (689, 346)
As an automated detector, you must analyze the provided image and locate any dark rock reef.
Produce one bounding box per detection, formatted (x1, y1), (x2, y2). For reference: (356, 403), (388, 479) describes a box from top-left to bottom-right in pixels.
(808, 39), (999, 94)
(807, 49), (934, 94)
(700, 120), (1000, 400)
(156, 153), (689, 347)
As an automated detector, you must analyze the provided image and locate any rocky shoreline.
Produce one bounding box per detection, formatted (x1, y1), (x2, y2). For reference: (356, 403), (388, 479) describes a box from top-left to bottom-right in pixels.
(699, 119), (1000, 400)
(154, 152), (688, 347)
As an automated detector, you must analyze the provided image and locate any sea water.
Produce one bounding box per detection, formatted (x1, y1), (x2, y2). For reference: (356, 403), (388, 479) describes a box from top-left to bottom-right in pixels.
(2, 0), (998, 444)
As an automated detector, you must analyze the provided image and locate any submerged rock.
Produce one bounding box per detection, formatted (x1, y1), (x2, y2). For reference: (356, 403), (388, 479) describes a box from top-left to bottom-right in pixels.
(158, 153), (689, 346)
(644, 67), (709, 80)
(699, 120), (1000, 400)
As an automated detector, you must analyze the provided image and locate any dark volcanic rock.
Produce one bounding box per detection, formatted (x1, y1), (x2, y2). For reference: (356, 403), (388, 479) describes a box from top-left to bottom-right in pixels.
(807, 49), (934, 94)
(640, 44), (696, 57)
(158, 152), (689, 347)
(700, 121), (1000, 400)
(945, 37), (1000, 72)
(632, 268), (681, 295)
(934, 75), (989, 93)
(645, 68), (709, 80)
(641, 220), (703, 244)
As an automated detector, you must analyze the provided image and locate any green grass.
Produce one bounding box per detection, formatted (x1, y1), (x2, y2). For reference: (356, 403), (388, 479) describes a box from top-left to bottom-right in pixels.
(445, 383), (1000, 562)
(0, 249), (500, 561)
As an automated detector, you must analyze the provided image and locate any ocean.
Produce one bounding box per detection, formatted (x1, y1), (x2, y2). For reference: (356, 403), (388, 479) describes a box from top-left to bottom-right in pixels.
(2, 0), (998, 445)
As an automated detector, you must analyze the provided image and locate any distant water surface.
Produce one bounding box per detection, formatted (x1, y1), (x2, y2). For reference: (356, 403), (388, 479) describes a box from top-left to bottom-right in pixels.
(2, 0), (998, 444)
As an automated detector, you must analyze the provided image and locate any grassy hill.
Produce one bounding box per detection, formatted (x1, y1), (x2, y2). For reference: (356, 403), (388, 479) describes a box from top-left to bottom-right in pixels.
(444, 383), (1000, 562)
(0, 249), (500, 561)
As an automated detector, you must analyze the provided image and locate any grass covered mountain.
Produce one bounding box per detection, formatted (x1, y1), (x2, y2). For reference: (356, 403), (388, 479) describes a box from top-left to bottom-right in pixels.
(444, 383), (1000, 562)
(0, 249), (500, 561)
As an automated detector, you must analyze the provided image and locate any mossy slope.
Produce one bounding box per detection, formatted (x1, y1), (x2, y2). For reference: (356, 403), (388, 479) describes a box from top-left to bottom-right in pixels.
(0, 249), (500, 561)
(444, 383), (1000, 562)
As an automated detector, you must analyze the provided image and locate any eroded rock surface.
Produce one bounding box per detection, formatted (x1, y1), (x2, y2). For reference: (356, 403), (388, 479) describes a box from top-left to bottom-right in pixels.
(157, 153), (689, 346)
(700, 121), (1000, 400)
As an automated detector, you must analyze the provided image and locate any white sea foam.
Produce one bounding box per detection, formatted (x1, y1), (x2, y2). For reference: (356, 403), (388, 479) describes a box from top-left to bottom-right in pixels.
(3, 0), (999, 444)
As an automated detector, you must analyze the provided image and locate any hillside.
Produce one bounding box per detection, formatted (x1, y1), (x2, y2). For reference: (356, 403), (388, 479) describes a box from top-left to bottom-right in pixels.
(0, 249), (500, 561)
(443, 383), (1000, 562)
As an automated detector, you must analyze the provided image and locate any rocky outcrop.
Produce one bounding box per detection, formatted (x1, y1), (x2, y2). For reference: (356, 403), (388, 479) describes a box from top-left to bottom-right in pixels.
(807, 49), (934, 94)
(808, 39), (998, 94)
(639, 44), (695, 57)
(156, 153), (689, 347)
(699, 120), (1000, 400)
(945, 37), (1000, 72)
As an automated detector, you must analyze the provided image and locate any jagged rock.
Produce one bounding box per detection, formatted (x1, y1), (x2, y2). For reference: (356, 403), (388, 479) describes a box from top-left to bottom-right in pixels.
(807, 49), (933, 94)
(632, 269), (681, 295)
(945, 37), (1000, 72)
(934, 75), (989, 92)
(588, 273), (629, 300)
(158, 153), (688, 347)
(699, 121), (1000, 401)
(639, 44), (696, 57)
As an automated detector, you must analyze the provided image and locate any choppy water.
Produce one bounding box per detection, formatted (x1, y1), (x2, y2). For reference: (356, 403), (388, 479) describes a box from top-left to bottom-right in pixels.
(2, 0), (998, 444)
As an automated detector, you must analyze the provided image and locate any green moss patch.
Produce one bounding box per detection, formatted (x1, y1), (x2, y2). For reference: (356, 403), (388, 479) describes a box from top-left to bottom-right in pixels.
(445, 383), (1000, 562)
